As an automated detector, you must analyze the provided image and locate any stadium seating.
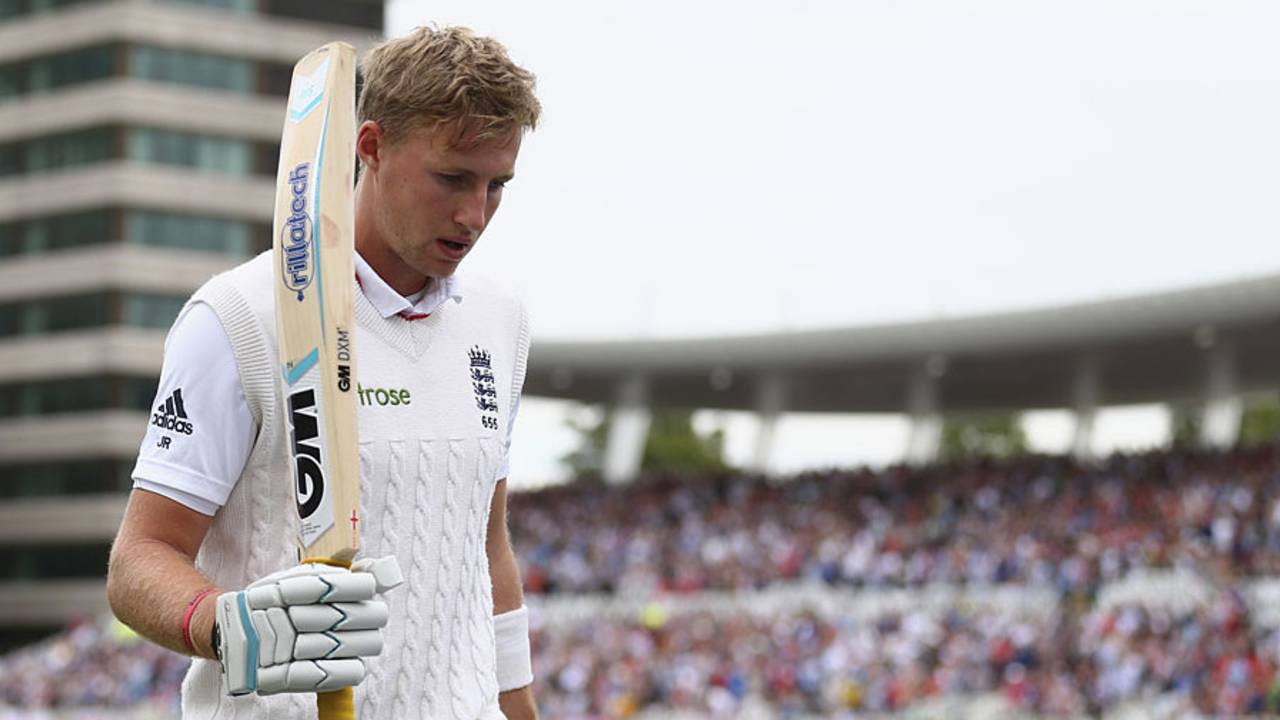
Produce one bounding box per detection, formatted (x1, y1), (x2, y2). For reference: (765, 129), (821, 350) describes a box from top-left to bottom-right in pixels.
(4, 446), (1280, 717)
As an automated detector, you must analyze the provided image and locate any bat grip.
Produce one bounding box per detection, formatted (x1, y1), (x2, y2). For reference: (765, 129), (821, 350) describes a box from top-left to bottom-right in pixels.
(318, 687), (356, 720)
(306, 556), (355, 720)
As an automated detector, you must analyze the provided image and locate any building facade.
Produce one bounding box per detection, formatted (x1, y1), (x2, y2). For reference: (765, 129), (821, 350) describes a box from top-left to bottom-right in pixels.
(0, 0), (380, 650)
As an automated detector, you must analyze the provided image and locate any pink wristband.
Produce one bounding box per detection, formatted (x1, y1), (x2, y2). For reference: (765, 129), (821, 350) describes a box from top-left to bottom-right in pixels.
(181, 588), (218, 655)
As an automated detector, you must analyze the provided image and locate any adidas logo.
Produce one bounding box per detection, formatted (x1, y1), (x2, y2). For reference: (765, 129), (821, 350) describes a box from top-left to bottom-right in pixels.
(151, 388), (195, 435)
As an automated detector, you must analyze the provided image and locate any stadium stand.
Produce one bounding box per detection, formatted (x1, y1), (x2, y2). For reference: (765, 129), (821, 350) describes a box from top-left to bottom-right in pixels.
(511, 447), (1280, 598)
(4, 446), (1280, 717)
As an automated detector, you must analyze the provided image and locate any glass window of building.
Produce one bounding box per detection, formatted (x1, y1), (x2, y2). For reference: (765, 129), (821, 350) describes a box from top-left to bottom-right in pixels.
(1, 0), (266, 19)
(121, 377), (159, 412)
(0, 127), (116, 177)
(129, 45), (253, 94)
(0, 45), (118, 99)
(0, 62), (19, 98)
(197, 134), (252, 175)
(0, 292), (187, 337)
(0, 142), (18, 175)
(11, 294), (107, 336)
(0, 294), (104, 337)
(2, 46), (119, 97)
(123, 210), (254, 256)
(0, 45), (290, 100)
(22, 127), (115, 174)
(158, 0), (256, 12)
(0, 210), (267, 258)
(0, 221), (14, 255)
(267, 0), (380, 30)
(30, 210), (113, 254)
(0, 460), (130, 498)
(27, 45), (116, 93)
(0, 544), (111, 580)
(119, 293), (185, 329)
(0, 0), (101, 20)
(262, 63), (294, 97)
(1, 377), (109, 417)
(0, 376), (155, 417)
(0, 210), (115, 257)
(126, 128), (252, 176)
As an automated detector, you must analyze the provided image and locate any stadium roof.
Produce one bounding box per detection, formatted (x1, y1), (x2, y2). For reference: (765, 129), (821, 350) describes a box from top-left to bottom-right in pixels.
(524, 273), (1280, 413)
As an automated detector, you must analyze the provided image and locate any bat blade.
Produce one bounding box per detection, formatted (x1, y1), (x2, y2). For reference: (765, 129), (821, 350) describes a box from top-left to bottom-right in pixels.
(272, 40), (360, 720)
(272, 41), (360, 568)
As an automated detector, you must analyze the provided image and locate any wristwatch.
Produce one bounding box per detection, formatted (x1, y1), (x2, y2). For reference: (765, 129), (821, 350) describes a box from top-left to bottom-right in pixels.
(211, 620), (222, 661)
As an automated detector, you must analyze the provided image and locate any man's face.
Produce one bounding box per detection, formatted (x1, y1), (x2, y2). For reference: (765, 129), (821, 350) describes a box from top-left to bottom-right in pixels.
(364, 122), (521, 286)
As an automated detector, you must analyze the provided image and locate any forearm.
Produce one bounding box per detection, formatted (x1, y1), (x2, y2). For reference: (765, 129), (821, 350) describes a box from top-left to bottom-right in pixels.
(107, 535), (221, 659)
(499, 686), (538, 720)
(486, 480), (536, 717)
(489, 532), (526, 614)
(491, 537), (538, 718)
(487, 479), (526, 614)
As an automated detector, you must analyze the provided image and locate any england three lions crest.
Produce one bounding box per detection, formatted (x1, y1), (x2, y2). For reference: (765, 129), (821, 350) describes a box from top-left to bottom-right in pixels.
(469, 345), (499, 431)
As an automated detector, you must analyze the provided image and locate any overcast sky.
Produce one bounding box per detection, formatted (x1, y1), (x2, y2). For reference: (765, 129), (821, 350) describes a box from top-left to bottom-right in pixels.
(386, 1), (1280, 482)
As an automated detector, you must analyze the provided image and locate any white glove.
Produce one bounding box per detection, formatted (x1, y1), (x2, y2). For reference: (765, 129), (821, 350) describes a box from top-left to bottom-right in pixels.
(214, 556), (403, 696)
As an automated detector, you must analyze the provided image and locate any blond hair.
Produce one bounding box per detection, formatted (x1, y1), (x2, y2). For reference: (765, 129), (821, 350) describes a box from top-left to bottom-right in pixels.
(358, 25), (540, 147)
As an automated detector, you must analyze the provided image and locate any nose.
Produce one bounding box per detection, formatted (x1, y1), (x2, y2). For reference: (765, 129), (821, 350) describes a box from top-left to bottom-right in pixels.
(454, 186), (488, 235)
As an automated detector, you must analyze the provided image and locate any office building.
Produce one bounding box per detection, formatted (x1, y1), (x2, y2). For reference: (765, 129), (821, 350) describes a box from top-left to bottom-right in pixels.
(0, 0), (380, 650)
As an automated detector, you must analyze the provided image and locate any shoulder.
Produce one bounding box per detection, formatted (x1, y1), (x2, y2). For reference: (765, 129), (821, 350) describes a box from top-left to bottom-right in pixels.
(191, 251), (275, 320)
(182, 251), (278, 371)
(456, 271), (526, 318)
(454, 273), (531, 372)
(206, 250), (274, 295)
(186, 251), (280, 425)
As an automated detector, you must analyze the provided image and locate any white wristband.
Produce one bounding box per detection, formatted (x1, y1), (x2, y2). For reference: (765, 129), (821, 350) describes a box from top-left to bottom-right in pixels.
(493, 605), (533, 692)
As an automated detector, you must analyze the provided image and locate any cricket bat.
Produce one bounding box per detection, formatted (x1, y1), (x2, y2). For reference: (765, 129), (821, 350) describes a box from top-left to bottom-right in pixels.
(272, 42), (361, 719)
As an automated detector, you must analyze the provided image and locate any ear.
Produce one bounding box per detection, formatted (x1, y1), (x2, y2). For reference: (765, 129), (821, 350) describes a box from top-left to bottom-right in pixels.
(355, 120), (386, 173)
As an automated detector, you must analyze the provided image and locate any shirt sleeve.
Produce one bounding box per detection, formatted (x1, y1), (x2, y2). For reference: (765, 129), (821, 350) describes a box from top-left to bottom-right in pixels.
(132, 302), (256, 516)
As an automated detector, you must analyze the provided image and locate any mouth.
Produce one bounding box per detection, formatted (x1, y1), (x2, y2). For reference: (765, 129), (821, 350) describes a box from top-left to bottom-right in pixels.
(437, 238), (470, 261)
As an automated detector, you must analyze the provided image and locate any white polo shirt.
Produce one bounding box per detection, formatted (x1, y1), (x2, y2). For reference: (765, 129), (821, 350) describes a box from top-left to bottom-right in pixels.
(132, 254), (520, 516)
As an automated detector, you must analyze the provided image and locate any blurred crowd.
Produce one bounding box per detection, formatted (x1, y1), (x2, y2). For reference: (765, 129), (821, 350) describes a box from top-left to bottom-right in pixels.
(0, 618), (186, 711)
(511, 446), (1280, 600)
(531, 589), (1280, 717)
(5, 445), (1280, 716)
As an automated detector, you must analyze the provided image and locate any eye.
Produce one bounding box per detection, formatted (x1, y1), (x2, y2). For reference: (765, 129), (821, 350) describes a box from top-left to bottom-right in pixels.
(488, 179), (508, 192)
(435, 173), (466, 188)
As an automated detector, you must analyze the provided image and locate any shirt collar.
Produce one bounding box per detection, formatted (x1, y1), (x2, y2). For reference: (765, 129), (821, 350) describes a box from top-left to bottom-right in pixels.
(354, 251), (463, 320)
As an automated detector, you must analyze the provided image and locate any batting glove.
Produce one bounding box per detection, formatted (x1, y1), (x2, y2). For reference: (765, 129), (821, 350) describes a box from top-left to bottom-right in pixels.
(214, 556), (403, 696)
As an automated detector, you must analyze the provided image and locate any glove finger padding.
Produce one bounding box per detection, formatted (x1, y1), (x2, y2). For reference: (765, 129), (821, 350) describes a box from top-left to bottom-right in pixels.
(294, 629), (383, 660)
(216, 556), (403, 697)
(252, 606), (296, 666)
(257, 658), (366, 695)
(351, 555), (404, 593)
(290, 601), (389, 632)
(247, 573), (376, 608)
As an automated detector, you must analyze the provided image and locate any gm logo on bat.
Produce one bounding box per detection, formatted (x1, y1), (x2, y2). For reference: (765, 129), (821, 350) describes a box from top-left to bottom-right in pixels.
(288, 387), (326, 522)
(281, 162), (313, 302)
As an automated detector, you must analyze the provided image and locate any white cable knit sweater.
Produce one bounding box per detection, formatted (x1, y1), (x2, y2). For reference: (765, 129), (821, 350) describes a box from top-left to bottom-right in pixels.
(178, 252), (528, 720)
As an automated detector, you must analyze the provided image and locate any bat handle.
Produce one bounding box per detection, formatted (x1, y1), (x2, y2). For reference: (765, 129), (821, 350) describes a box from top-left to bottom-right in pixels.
(318, 687), (355, 720)
(305, 555), (356, 719)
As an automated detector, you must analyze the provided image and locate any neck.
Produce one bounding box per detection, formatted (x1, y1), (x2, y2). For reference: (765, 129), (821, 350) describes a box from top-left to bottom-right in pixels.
(357, 242), (429, 296)
(354, 175), (428, 296)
